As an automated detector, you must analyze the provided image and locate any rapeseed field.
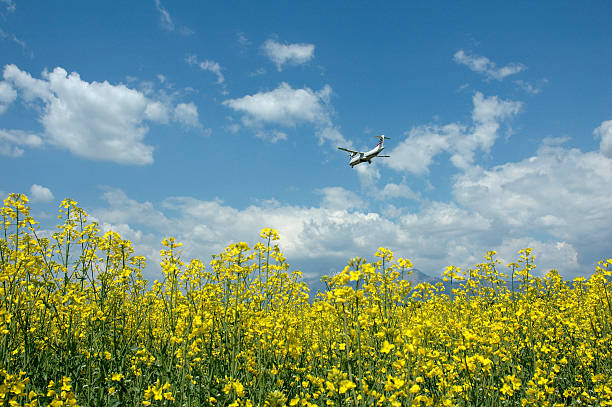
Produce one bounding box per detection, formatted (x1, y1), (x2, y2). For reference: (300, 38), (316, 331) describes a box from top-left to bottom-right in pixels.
(1, 193), (611, 406)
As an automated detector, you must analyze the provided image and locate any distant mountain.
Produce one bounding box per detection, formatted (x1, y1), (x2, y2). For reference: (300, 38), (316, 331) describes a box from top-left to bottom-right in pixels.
(306, 268), (449, 298)
(404, 268), (444, 285)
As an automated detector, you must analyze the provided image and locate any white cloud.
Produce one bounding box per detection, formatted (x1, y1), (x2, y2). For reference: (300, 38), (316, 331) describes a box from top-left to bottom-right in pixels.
(262, 39), (315, 71)
(96, 190), (475, 278)
(200, 61), (224, 84)
(0, 81), (16, 113)
(30, 184), (54, 202)
(386, 125), (454, 174)
(174, 102), (202, 129)
(255, 130), (287, 143)
(514, 79), (546, 95)
(379, 183), (419, 201)
(316, 126), (350, 147)
(318, 186), (365, 210)
(354, 164), (381, 187)
(144, 101), (170, 124)
(495, 238), (579, 274)
(3, 65), (49, 101)
(94, 188), (388, 265)
(2, 64), (198, 164)
(454, 50), (525, 81)
(90, 173), (610, 285)
(223, 82), (349, 146)
(154, 0), (174, 31)
(0, 129), (43, 157)
(386, 92), (521, 173)
(185, 55), (225, 84)
(452, 92), (522, 168)
(95, 188), (172, 235)
(400, 201), (491, 237)
(224, 82), (330, 126)
(453, 142), (612, 272)
(594, 120), (612, 158)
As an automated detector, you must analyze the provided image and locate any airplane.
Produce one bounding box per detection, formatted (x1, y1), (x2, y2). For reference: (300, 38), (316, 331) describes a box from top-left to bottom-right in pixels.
(338, 135), (391, 167)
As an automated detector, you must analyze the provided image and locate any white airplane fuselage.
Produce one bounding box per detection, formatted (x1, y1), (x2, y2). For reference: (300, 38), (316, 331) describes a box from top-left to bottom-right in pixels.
(349, 143), (384, 167)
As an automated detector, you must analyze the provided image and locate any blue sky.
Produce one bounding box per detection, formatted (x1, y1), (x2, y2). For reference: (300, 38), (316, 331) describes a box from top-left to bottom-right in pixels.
(1, 1), (611, 284)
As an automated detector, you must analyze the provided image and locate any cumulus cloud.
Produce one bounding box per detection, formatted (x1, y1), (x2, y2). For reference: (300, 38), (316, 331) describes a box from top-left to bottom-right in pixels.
(174, 102), (202, 129)
(316, 126), (351, 147)
(453, 92), (522, 168)
(224, 82), (330, 126)
(2, 64), (200, 164)
(453, 141), (612, 271)
(223, 82), (349, 146)
(90, 191), (469, 279)
(594, 120), (612, 158)
(94, 188), (388, 269)
(30, 184), (54, 202)
(495, 238), (579, 272)
(378, 183), (419, 201)
(261, 39), (315, 71)
(386, 124), (456, 174)
(318, 186), (365, 210)
(454, 50), (525, 81)
(185, 55), (224, 84)
(387, 92), (521, 173)
(89, 166), (610, 285)
(354, 164), (381, 187)
(454, 143), (612, 232)
(144, 101), (170, 123)
(2, 66), (49, 101)
(0, 81), (16, 113)
(0, 129), (43, 157)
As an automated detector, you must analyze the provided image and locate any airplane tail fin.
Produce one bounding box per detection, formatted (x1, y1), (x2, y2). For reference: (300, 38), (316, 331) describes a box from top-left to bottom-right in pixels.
(375, 134), (391, 146)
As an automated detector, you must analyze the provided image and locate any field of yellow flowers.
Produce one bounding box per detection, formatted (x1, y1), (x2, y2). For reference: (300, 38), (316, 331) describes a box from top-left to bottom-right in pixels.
(1, 193), (611, 406)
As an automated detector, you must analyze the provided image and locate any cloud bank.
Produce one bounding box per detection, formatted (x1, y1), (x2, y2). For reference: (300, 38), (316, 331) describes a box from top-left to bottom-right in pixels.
(92, 128), (612, 284)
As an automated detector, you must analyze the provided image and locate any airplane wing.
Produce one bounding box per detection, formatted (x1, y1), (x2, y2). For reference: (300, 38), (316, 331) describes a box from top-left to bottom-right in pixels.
(376, 155), (390, 158)
(338, 147), (359, 154)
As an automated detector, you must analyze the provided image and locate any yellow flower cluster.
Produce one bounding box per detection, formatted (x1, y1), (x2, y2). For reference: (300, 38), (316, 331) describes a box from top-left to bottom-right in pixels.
(1, 193), (611, 406)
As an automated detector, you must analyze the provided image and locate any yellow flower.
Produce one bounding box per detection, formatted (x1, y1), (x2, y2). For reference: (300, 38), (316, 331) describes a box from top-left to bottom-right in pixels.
(61, 377), (72, 392)
(338, 379), (356, 394)
(153, 387), (163, 401)
(233, 381), (245, 397)
(111, 373), (124, 381)
(381, 340), (395, 354)
(349, 270), (361, 281)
